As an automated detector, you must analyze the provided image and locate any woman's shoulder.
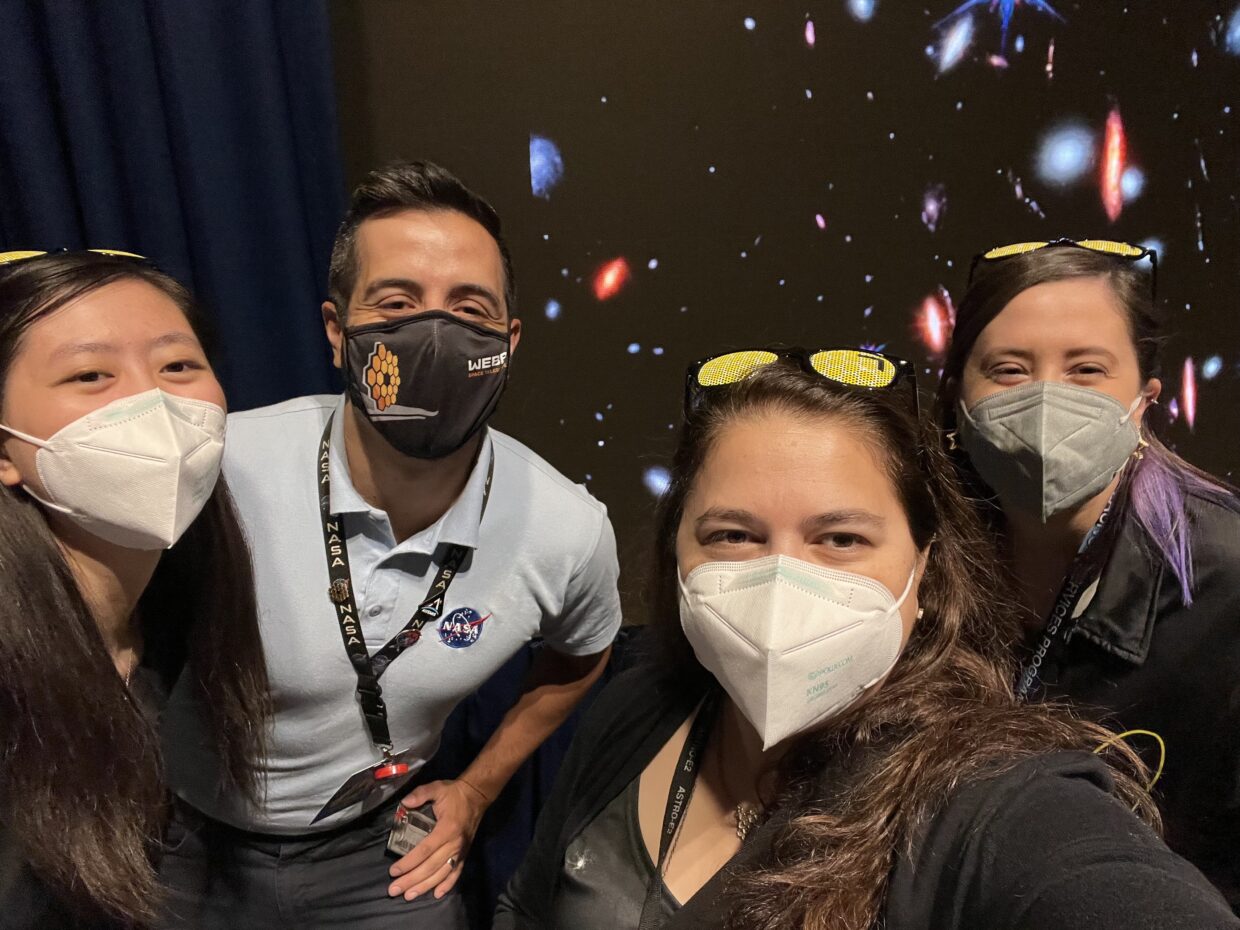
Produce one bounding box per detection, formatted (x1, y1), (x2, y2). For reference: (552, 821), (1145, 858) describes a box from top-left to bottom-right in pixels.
(586, 663), (700, 731)
(1185, 485), (1240, 543)
(1178, 487), (1240, 594)
(886, 751), (1235, 930)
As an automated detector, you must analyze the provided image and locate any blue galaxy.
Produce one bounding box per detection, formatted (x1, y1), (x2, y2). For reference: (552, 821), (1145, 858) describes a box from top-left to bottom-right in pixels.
(529, 135), (565, 199)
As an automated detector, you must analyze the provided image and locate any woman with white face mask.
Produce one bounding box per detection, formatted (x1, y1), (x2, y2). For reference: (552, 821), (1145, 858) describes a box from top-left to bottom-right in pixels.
(495, 352), (1236, 930)
(939, 240), (1240, 907)
(0, 250), (269, 930)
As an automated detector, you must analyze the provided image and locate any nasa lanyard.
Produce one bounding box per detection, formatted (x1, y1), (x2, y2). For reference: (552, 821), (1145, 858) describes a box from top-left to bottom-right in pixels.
(637, 689), (722, 930)
(318, 414), (492, 778)
(1015, 495), (1116, 700)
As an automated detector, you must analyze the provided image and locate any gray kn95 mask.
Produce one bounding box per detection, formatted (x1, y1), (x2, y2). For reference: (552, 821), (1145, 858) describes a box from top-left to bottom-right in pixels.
(957, 381), (1144, 522)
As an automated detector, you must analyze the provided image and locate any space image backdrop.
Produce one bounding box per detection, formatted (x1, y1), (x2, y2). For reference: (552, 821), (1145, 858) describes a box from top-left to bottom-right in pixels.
(331, 1), (1240, 619)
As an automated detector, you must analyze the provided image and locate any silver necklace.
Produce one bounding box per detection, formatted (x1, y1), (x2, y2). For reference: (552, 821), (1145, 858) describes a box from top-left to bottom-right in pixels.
(735, 801), (760, 841)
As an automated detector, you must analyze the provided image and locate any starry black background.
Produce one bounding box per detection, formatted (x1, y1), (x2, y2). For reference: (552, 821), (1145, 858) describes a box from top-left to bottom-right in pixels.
(329, 0), (1240, 621)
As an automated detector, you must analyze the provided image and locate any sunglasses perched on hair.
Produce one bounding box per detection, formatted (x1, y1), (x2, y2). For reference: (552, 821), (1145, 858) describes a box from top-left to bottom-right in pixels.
(684, 347), (918, 417)
(0, 248), (146, 267)
(968, 238), (1157, 295)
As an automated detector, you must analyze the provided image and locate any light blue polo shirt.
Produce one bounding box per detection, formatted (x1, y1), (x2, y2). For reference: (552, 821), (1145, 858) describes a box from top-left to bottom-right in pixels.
(163, 394), (622, 833)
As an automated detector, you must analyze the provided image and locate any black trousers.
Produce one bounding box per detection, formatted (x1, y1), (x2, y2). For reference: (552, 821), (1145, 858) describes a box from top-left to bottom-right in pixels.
(157, 798), (468, 930)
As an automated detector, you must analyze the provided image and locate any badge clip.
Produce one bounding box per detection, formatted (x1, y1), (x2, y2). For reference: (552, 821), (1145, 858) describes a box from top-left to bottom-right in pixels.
(374, 745), (410, 781)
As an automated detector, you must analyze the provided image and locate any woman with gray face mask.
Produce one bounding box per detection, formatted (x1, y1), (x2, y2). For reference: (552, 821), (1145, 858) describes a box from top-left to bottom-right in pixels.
(938, 238), (1240, 910)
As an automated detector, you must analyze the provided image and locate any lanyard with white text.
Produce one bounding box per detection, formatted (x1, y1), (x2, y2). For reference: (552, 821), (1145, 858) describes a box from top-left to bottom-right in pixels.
(1015, 495), (1117, 700)
(637, 689), (722, 930)
(317, 414), (492, 775)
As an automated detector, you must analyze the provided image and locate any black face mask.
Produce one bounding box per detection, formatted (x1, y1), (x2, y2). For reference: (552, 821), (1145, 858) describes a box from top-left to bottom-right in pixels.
(343, 310), (511, 460)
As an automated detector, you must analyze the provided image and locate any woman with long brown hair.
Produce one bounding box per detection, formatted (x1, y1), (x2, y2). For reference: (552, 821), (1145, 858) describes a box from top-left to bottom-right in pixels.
(0, 250), (269, 929)
(494, 349), (1235, 929)
(938, 240), (1240, 906)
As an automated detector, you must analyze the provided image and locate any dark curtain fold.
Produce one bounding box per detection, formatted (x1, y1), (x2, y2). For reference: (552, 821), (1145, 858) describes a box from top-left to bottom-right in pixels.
(0, 0), (344, 409)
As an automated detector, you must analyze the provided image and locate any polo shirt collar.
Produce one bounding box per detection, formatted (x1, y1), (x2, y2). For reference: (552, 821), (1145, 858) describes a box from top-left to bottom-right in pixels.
(327, 398), (373, 516)
(434, 429), (493, 550)
(326, 394), (493, 552)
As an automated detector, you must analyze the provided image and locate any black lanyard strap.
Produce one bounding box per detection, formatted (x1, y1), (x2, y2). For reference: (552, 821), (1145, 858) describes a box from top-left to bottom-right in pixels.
(318, 414), (492, 752)
(1015, 496), (1118, 699)
(637, 689), (722, 930)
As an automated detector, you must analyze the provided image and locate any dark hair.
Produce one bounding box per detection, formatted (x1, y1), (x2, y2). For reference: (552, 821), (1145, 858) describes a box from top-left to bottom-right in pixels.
(937, 245), (1236, 605)
(328, 160), (517, 318)
(0, 252), (270, 924)
(652, 362), (1155, 930)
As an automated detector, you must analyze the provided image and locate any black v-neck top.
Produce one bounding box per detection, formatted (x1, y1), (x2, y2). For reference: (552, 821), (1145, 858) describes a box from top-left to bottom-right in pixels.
(495, 665), (1238, 930)
(549, 776), (677, 930)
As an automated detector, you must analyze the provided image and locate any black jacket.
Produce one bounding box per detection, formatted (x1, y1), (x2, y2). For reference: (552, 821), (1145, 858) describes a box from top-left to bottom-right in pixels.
(494, 665), (1237, 930)
(1038, 490), (1240, 907)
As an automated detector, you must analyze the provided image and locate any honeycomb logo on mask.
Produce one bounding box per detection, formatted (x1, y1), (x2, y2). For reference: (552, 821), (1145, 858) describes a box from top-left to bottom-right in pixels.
(344, 310), (511, 459)
(364, 343), (401, 412)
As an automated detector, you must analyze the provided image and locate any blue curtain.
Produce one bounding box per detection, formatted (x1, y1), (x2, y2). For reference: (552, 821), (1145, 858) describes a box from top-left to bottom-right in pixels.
(0, 0), (344, 409)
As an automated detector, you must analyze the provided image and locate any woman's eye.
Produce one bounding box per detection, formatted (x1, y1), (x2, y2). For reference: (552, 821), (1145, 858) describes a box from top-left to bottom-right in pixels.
(163, 359), (205, 374)
(704, 529), (751, 546)
(990, 364), (1025, 378)
(70, 370), (107, 384)
(825, 533), (864, 549)
(1071, 364), (1107, 377)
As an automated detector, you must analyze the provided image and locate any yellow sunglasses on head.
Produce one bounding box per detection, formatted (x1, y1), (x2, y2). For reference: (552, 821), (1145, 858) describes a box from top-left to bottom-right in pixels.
(684, 346), (918, 417)
(969, 238), (1157, 295)
(0, 248), (146, 267)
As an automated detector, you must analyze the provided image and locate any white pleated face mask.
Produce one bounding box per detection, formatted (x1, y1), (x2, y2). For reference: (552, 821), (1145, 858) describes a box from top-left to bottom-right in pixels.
(1, 388), (226, 550)
(678, 554), (915, 750)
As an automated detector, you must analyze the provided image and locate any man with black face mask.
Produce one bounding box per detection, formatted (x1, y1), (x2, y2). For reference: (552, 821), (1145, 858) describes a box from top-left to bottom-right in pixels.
(158, 162), (622, 930)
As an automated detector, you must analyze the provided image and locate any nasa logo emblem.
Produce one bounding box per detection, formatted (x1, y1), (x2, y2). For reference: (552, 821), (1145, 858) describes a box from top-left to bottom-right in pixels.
(438, 607), (489, 649)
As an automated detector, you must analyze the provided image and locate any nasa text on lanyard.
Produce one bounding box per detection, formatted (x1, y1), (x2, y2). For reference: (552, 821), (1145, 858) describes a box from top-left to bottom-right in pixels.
(317, 414), (492, 779)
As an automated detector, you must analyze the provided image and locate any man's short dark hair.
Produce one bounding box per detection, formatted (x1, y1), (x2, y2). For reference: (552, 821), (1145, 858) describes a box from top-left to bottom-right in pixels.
(328, 160), (517, 318)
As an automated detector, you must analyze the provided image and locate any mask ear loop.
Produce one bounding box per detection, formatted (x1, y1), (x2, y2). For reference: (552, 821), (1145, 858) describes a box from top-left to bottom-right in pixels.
(1131, 390), (1157, 459)
(0, 423), (50, 449)
(902, 543), (932, 622)
(1093, 728), (1166, 794)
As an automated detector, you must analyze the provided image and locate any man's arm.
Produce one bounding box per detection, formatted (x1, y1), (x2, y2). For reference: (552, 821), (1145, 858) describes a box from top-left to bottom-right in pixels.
(386, 644), (611, 901)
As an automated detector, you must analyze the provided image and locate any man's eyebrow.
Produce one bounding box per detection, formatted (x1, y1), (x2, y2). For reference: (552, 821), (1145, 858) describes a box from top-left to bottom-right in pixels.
(360, 278), (423, 302)
(447, 283), (501, 311)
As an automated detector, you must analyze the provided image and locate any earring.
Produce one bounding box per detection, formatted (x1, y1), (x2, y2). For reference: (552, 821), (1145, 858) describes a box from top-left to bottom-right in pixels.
(945, 430), (959, 451)
(1133, 435), (1150, 460)
(915, 607), (925, 620)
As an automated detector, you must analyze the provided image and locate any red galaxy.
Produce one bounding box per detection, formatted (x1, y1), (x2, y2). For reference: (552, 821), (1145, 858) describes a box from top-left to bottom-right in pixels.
(1182, 356), (1197, 430)
(1101, 107), (1126, 222)
(916, 289), (954, 356)
(592, 257), (631, 300)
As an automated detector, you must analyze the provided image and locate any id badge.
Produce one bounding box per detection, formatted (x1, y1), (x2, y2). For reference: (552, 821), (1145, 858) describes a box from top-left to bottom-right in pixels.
(312, 747), (422, 824)
(386, 802), (437, 857)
